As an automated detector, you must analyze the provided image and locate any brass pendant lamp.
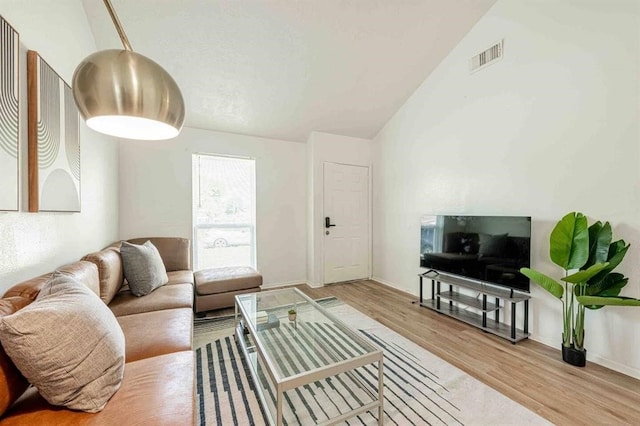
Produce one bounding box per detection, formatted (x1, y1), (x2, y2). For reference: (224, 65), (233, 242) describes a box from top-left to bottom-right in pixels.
(72, 0), (185, 140)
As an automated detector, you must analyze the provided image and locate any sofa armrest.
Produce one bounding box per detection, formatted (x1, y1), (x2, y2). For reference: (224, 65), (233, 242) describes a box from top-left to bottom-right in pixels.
(125, 237), (191, 272)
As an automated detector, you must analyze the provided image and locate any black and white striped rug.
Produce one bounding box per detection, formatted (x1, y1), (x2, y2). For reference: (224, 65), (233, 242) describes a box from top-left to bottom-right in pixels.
(194, 298), (549, 426)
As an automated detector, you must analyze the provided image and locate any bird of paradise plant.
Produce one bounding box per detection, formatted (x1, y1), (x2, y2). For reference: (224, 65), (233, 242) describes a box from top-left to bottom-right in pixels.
(520, 212), (640, 365)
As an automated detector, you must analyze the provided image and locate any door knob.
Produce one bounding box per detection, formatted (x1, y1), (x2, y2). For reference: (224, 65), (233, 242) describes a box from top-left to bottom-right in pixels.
(325, 217), (336, 228)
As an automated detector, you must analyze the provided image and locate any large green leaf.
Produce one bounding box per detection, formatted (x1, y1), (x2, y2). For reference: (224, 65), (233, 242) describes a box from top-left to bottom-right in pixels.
(577, 295), (640, 307)
(582, 275), (628, 310)
(562, 262), (609, 284)
(584, 273), (628, 296)
(599, 278), (629, 297)
(587, 221), (612, 265)
(607, 240), (629, 267)
(520, 268), (564, 299)
(550, 212), (589, 270)
(588, 241), (630, 285)
(587, 221), (602, 265)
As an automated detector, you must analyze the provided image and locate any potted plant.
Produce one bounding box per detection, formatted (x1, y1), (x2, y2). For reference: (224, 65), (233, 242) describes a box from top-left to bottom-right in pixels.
(520, 212), (640, 366)
(288, 309), (297, 321)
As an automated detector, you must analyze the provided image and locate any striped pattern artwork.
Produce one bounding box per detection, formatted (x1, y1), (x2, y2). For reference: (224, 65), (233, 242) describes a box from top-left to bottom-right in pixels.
(36, 55), (61, 170)
(27, 51), (81, 212)
(0, 15), (19, 211)
(194, 299), (549, 426)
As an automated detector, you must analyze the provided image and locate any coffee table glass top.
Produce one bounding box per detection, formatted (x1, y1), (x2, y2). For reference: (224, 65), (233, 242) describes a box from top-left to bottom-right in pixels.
(236, 287), (380, 383)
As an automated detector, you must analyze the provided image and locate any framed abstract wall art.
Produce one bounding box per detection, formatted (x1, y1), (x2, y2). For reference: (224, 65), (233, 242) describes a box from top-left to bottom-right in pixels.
(27, 50), (81, 212)
(0, 15), (19, 211)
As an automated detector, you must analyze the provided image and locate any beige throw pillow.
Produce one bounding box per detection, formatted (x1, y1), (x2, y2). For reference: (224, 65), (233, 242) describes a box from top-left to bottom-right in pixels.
(0, 274), (125, 413)
(120, 240), (169, 296)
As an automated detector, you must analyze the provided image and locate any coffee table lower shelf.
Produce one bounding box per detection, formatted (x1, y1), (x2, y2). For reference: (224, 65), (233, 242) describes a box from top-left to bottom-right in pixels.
(234, 321), (383, 426)
(234, 287), (386, 426)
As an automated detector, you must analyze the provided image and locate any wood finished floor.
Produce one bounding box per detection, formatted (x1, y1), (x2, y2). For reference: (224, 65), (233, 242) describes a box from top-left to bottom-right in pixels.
(296, 280), (640, 425)
(212, 280), (640, 424)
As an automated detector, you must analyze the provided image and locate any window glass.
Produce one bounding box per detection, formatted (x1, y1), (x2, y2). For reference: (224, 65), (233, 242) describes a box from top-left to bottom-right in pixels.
(192, 154), (256, 270)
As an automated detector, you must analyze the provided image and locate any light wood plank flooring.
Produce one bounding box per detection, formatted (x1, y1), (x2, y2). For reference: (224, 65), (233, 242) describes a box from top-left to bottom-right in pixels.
(294, 280), (640, 425)
(212, 280), (639, 424)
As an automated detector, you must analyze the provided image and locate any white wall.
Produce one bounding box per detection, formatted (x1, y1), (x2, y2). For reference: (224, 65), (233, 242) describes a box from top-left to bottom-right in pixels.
(0, 0), (119, 292)
(119, 127), (307, 287)
(372, 0), (640, 378)
(306, 131), (372, 286)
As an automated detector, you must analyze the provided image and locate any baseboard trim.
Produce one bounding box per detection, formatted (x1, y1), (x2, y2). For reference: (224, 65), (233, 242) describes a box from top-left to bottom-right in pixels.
(260, 280), (325, 290)
(531, 335), (640, 380)
(373, 275), (640, 379)
(370, 276), (418, 299)
(305, 280), (324, 289)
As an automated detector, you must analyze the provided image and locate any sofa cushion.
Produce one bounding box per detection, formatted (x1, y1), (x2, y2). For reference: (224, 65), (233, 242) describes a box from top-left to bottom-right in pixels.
(0, 298), (31, 417)
(121, 241), (169, 297)
(195, 287), (260, 313)
(82, 249), (124, 304)
(0, 351), (194, 425)
(167, 270), (194, 286)
(109, 283), (193, 317)
(126, 237), (191, 272)
(0, 275), (125, 413)
(2, 262), (100, 302)
(117, 308), (193, 362)
(1, 274), (51, 302)
(56, 261), (100, 297)
(195, 266), (262, 295)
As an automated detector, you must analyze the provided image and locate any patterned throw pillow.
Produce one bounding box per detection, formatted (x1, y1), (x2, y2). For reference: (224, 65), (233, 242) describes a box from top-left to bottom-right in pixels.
(120, 240), (169, 296)
(0, 274), (125, 412)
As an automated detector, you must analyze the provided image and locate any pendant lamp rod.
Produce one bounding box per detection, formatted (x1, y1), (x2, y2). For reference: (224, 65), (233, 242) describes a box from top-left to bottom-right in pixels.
(102, 0), (132, 51)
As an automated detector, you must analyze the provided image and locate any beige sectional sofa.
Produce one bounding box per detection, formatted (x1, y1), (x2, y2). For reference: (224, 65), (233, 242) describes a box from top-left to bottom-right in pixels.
(0, 237), (194, 424)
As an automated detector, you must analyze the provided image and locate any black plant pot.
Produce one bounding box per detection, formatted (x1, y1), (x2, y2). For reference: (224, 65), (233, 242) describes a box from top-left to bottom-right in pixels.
(562, 344), (586, 367)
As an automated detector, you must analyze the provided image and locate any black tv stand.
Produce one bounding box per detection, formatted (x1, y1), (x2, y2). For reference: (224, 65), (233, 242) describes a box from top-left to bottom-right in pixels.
(418, 272), (530, 343)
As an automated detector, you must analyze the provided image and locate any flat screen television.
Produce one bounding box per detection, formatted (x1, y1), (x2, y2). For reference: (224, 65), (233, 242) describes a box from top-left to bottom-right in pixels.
(420, 215), (531, 292)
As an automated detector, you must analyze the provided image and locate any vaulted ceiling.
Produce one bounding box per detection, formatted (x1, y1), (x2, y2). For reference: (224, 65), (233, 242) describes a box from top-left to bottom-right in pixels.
(82, 0), (496, 142)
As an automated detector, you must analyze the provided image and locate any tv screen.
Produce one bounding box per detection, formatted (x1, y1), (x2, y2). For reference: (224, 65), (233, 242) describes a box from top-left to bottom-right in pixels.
(420, 215), (531, 292)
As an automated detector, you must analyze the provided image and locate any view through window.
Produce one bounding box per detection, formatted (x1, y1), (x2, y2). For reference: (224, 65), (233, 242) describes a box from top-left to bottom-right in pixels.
(192, 154), (256, 270)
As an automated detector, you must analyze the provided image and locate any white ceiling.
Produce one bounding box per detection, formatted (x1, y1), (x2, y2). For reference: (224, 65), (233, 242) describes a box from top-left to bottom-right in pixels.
(81, 0), (496, 142)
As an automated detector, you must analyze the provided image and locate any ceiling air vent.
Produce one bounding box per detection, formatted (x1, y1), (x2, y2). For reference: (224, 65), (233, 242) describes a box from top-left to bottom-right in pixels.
(470, 39), (503, 73)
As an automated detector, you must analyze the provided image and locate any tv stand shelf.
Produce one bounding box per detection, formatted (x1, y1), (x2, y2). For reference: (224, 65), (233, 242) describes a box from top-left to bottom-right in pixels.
(437, 291), (499, 312)
(419, 272), (530, 343)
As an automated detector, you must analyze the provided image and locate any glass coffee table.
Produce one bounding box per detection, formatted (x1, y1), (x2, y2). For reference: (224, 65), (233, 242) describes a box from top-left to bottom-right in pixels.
(234, 288), (384, 426)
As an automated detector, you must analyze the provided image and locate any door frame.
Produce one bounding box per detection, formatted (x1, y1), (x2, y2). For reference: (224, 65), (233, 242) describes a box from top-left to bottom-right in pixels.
(321, 161), (372, 285)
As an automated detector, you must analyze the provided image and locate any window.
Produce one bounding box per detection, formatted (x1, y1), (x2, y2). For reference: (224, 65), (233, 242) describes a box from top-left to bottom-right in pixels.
(192, 154), (256, 270)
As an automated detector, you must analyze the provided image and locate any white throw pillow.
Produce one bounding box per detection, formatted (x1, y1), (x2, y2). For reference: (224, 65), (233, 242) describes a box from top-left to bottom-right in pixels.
(0, 274), (125, 413)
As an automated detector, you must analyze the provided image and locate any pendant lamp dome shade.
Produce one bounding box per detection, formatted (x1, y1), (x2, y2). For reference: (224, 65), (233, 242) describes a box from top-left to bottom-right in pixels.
(72, 49), (185, 140)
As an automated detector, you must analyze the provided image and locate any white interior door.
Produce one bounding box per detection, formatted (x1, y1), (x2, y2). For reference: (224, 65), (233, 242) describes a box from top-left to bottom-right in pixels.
(323, 162), (370, 284)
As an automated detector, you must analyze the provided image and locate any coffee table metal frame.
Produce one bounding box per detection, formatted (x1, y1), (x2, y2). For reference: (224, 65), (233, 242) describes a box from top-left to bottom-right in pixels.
(234, 288), (384, 426)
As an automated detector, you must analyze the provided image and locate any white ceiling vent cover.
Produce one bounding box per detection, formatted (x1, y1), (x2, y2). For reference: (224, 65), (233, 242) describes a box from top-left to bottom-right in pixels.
(470, 39), (503, 73)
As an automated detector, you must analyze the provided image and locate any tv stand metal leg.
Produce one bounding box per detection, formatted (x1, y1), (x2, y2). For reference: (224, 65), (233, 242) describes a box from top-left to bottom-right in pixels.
(482, 294), (487, 327)
(511, 302), (517, 340)
(524, 299), (529, 334)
